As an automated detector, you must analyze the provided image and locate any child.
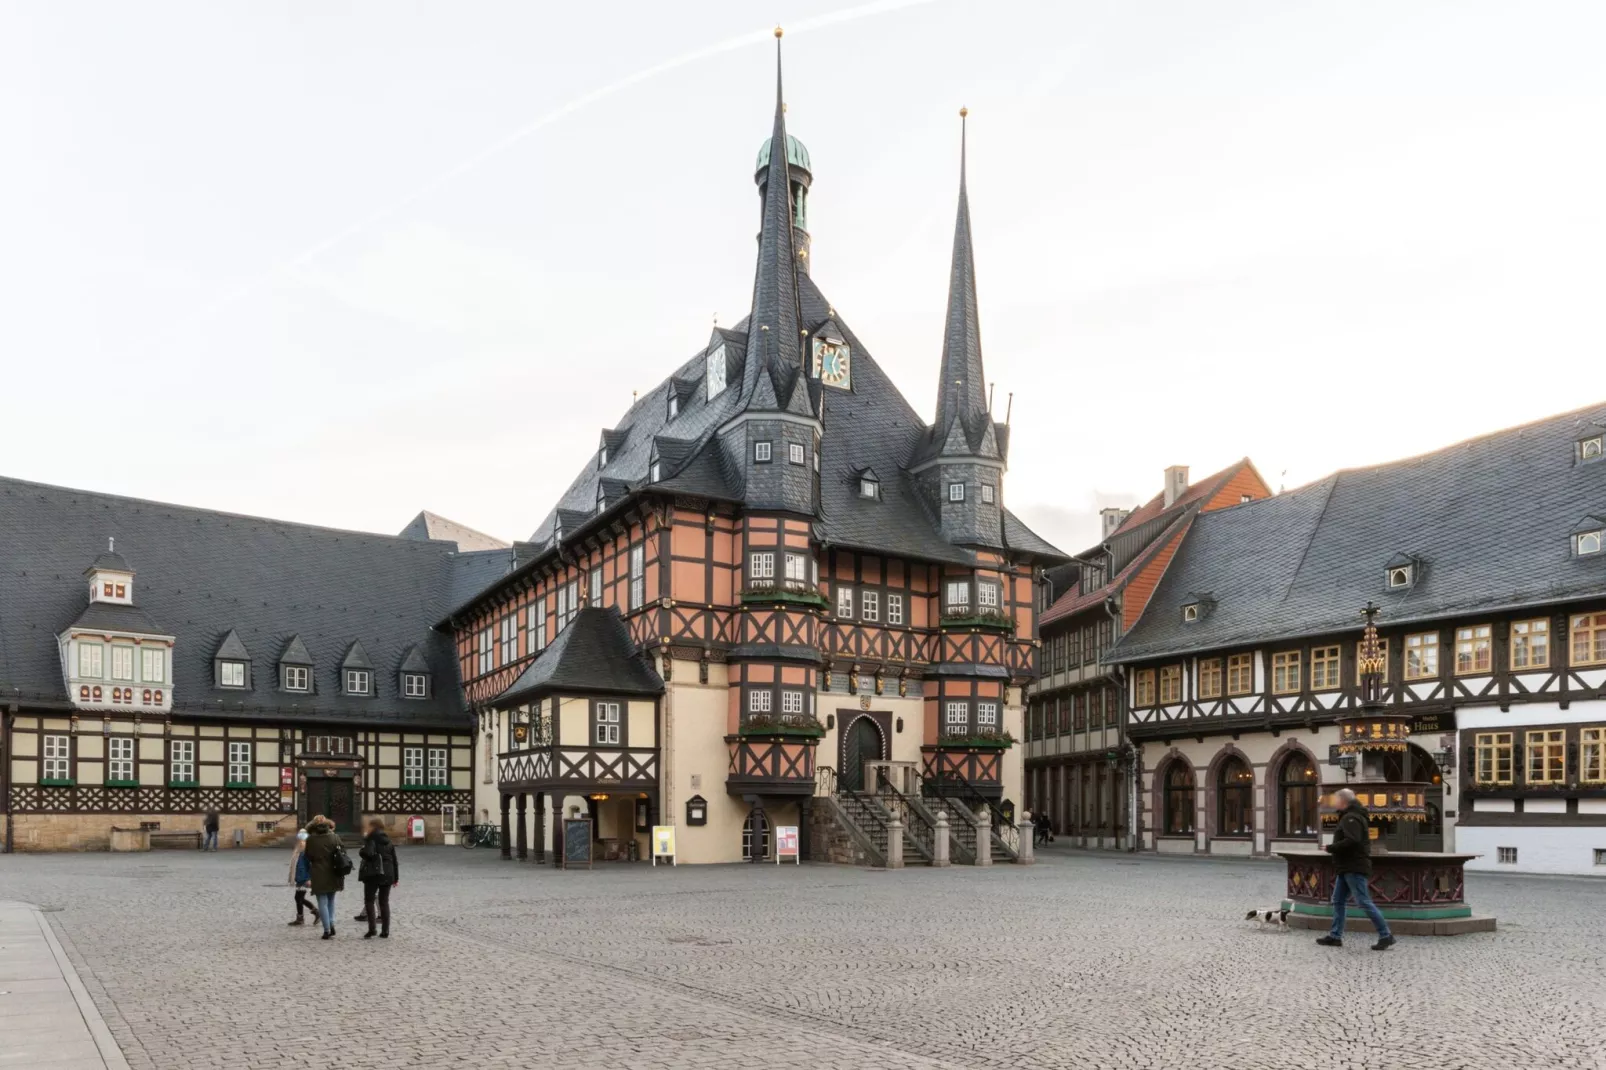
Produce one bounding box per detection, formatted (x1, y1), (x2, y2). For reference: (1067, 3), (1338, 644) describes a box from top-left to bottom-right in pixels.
(287, 827), (316, 926)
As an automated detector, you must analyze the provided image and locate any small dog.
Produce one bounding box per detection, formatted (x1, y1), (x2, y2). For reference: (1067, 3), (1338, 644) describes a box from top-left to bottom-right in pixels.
(1245, 908), (1290, 928)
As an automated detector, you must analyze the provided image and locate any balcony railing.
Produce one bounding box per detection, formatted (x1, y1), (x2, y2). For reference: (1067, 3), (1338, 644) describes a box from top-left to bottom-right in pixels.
(741, 576), (829, 607)
(939, 609), (1014, 632)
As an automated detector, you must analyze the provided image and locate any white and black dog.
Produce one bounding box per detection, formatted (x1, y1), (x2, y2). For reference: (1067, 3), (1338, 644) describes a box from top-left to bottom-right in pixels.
(1245, 908), (1290, 928)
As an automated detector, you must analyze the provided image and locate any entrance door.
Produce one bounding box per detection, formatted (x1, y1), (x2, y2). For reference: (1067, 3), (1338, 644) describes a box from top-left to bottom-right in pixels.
(838, 716), (885, 793)
(306, 778), (357, 833)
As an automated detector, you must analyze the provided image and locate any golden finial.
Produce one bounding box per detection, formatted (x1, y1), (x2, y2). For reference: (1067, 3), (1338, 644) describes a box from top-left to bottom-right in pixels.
(959, 106), (968, 118)
(774, 25), (784, 38)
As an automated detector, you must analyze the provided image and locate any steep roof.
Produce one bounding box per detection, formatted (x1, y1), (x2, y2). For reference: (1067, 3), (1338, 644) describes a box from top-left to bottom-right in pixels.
(398, 510), (509, 551)
(0, 476), (474, 726)
(495, 607), (664, 705)
(1042, 513), (1194, 627)
(1110, 402), (1606, 661)
(1104, 458), (1259, 546)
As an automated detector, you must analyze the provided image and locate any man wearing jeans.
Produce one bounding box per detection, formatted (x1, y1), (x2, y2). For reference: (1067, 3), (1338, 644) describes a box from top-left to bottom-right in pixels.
(201, 810), (220, 852)
(1317, 788), (1395, 951)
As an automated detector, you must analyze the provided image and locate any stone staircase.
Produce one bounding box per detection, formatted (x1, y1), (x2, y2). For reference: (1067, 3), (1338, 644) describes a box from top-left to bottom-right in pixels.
(836, 791), (934, 865)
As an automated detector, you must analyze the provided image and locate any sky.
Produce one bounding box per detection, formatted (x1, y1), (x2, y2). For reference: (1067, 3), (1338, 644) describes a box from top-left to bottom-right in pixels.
(3, 1), (1604, 554)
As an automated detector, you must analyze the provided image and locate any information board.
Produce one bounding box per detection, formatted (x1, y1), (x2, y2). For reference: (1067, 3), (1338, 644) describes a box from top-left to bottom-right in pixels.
(651, 825), (676, 866)
(775, 825), (800, 864)
(563, 818), (593, 870)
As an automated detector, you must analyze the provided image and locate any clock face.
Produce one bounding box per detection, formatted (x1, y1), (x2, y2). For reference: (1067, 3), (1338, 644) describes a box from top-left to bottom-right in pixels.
(813, 338), (851, 388)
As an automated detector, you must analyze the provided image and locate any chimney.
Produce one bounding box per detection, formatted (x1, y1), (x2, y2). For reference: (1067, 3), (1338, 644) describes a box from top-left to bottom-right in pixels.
(1163, 465), (1190, 507)
(1099, 507), (1129, 537)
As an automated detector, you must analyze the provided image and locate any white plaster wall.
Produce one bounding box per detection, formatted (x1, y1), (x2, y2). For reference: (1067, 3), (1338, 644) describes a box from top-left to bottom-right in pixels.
(1459, 825), (1606, 875)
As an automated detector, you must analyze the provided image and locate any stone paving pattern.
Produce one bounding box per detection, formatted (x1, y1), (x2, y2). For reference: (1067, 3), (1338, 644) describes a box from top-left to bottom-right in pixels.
(1, 845), (1601, 1069)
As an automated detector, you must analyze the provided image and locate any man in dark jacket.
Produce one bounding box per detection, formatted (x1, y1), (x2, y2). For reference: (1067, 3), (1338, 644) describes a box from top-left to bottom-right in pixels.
(1317, 788), (1395, 951)
(302, 816), (346, 939)
(202, 810), (220, 852)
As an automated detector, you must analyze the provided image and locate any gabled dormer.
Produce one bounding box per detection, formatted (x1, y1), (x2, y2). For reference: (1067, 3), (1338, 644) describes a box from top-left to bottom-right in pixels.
(1384, 552), (1422, 591)
(1180, 592), (1217, 623)
(855, 466), (881, 501)
(1572, 515), (1605, 557)
(214, 629), (252, 689)
(279, 635), (314, 693)
(60, 542), (174, 714)
(85, 539), (134, 605)
(340, 641), (374, 696)
(399, 645), (432, 700)
(598, 428), (629, 470)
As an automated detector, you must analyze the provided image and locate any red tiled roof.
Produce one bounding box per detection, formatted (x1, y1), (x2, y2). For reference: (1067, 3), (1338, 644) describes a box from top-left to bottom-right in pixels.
(1105, 459), (1251, 542)
(1042, 512), (1194, 626)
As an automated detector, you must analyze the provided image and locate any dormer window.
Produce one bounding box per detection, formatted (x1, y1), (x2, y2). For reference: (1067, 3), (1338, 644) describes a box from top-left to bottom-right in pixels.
(344, 669), (371, 695)
(283, 666), (310, 692)
(1579, 434), (1603, 463)
(1182, 603), (1201, 623)
(649, 458), (662, 482)
(599, 446), (609, 468)
(1387, 566), (1412, 588)
(403, 672), (429, 698)
(668, 392), (679, 420)
(706, 344), (727, 399)
(859, 478), (879, 500)
(219, 661), (246, 688)
(596, 484), (607, 513)
(1579, 529), (1604, 556)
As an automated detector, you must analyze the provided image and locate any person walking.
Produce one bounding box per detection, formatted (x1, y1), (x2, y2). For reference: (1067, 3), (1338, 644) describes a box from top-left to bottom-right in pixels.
(1317, 788), (1395, 951)
(301, 814), (346, 939)
(286, 827), (317, 926)
(357, 818), (400, 939)
(202, 810), (220, 852)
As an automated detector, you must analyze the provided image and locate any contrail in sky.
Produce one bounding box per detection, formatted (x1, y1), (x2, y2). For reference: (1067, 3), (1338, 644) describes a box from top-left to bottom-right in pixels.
(128, 0), (941, 359)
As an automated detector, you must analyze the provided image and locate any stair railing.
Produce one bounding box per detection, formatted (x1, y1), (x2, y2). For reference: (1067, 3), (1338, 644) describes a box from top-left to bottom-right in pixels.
(924, 772), (1019, 855)
(814, 765), (837, 798)
(875, 767), (935, 856)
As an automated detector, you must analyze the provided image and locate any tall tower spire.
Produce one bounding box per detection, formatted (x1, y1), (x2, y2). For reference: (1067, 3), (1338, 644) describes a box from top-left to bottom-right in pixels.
(741, 26), (808, 410)
(933, 106), (991, 443)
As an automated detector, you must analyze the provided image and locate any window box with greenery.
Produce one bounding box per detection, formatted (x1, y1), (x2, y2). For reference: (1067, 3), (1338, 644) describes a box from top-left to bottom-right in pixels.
(740, 578), (829, 608)
(224, 781), (257, 790)
(737, 713), (827, 738)
(940, 610), (1014, 632)
(935, 730), (1016, 749)
(105, 779), (140, 788)
(40, 778), (76, 787)
(401, 783), (455, 792)
(167, 780), (200, 789)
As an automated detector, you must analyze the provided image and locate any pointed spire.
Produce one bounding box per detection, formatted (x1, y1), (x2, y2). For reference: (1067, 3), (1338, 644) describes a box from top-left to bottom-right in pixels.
(742, 27), (806, 407)
(933, 106), (990, 444)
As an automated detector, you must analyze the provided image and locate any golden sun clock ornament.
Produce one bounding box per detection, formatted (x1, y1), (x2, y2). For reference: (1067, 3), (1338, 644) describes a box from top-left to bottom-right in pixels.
(813, 336), (851, 388)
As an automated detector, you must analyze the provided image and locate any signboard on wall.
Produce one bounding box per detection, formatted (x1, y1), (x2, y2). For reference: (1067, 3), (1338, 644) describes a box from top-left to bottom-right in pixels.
(1411, 710), (1456, 735)
(562, 818), (593, 870)
(652, 825), (676, 866)
(775, 825), (800, 864)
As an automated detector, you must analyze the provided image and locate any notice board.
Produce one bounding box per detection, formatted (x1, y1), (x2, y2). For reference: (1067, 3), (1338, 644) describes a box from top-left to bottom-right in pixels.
(563, 818), (593, 870)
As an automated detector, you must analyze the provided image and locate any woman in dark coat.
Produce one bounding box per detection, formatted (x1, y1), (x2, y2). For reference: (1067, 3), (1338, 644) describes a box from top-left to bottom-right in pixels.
(358, 817), (400, 939)
(301, 815), (346, 939)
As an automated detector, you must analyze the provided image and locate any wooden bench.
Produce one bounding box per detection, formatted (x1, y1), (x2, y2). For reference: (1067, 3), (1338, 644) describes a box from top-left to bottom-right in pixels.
(149, 831), (203, 850)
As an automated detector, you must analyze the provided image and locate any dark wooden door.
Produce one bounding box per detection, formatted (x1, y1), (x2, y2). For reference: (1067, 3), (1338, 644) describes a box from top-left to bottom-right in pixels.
(307, 778), (357, 833)
(839, 717), (884, 793)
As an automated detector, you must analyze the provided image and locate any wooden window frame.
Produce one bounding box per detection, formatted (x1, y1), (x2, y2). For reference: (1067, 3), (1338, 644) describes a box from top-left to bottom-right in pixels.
(976, 701), (999, 729)
(78, 641), (103, 679)
(1510, 618), (1549, 670)
(1525, 729), (1565, 785)
(1404, 632), (1440, 680)
(140, 647), (165, 684)
(1310, 645), (1341, 691)
(1582, 727), (1606, 785)
(1158, 664), (1182, 704)
(594, 701), (622, 746)
(1134, 669), (1156, 707)
(1271, 651), (1301, 695)
(1572, 612), (1606, 667)
(402, 672), (429, 699)
(403, 746), (424, 787)
(1454, 624), (1493, 675)
(227, 741), (253, 785)
(169, 738), (196, 784)
(1473, 731), (1513, 786)
(887, 593), (904, 626)
(344, 668), (372, 696)
(1197, 658), (1223, 700)
(836, 584), (854, 619)
(283, 664), (311, 692)
(42, 733), (72, 783)
(943, 701), (970, 734)
(106, 736), (136, 784)
(1226, 653), (1253, 696)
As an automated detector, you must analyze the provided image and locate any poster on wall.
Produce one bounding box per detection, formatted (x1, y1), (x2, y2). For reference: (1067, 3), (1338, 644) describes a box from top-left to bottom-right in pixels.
(776, 825), (800, 864)
(651, 825), (676, 866)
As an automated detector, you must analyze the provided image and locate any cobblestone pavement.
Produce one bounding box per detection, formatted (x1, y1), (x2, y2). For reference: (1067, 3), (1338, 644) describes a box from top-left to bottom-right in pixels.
(0, 843), (1601, 1069)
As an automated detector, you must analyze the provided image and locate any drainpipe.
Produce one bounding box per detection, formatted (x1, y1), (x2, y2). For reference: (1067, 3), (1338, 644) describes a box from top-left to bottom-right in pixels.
(3, 704), (14, 854)
(1100, 595), (1137, 852)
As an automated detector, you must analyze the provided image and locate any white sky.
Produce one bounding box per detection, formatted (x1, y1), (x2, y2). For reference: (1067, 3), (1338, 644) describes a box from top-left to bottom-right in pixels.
(3, 1), (1603, 554)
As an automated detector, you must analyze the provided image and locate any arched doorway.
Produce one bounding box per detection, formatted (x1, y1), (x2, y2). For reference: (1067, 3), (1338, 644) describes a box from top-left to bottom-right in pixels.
(1382, 744), (1444, 851)
(838, 715), (886, 793)
(741, 807), (770, 861)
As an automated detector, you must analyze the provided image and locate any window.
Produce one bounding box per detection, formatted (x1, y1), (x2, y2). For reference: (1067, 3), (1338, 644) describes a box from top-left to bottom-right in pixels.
(1404, 632), (1439, 679)
(598, 445), (609, 468)
(859, 479), (878, 499)
(1497, 846), (1517, 865)
(1455, 624), (1492, 674)
(1525, 729), (1565, 784)
(887, 593), (904, 626)
(706, 345), (726, 399)
(836, 585), (853, 618)
(945, 580), (970, 612)
(227, 741), (253, 784)
(403, 673), (428, 698)
(784, 553), (808, 583)
(345, 669), (371, 695)
(1271, 651), (1301, 694)
(981, 484), (995, 504)
(748, 689), (772, 714)
(1574, 613), (1606, 666)
(110, 646), (134, 681)
(427, 747), (448, 787)
(219, 661), (246, 688)
(1226, 653), (1253, 695)
(476, 626), (493, 674)
(1577, 530), (1603, 555)
(1387, 565), (1413, 588)
(1581, 434), (1605, 461)
(557, 580), (579, 630)
(629, 544), (645, 609)
(1134, 669), (1156, 706)
(648, 459), (662, 482)
(1474, 732), (1514, 785)
(780, 690), (804, 716)
(589, 567), (603, 606)
(1239, 494), (1253, 504)
(1198, 658), (1222, 700)
(305, 735), (354, 756)
(1162, 761), (1194, 835)
(283, 665), (310, 692)
(667, 392), (679, 420)
(169, 739), (195, 783)
(749, 552), (774, 582)
(977, 581), (1000, 610)
(1073, 691), (1087, 731)
(1583, 728), (1606, 784)
(107, 737), (135, 783)
(1218, 756), (1253, 836)
(1510, 619), (1549, 669)
(403, 746), (424, 787)
(948, 482), (965, 502)
(77, 642), (102, 678)
(1182, 604), (1200, 623)
(788, 442), (805, 466)
(42, 735), (70, 781)
(1279, 755), (1318, 837)
(528, 603), (547, 652)
(1158, 665), (1182, 704)
(861, 591), (879, 622)
(976, 702), (999, 729)
(944, 702), (969, 733)
(1355, 638), (1390, 684)
(595, 702), (621, 745)
(141, 648), (164, 683)
(754, 441), (772, 463)
(1310, 645), (1341, 690)
(500, 616), (517, 663)
(1597, 849), (1606, 867)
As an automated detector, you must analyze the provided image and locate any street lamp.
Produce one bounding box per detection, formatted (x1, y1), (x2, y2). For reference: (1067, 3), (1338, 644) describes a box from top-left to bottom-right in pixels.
(1336, 752), (1358, 780)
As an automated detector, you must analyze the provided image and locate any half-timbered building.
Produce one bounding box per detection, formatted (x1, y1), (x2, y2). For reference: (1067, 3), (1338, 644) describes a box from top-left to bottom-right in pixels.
(447, 35), (1066, 866)
(1025, 460), (1270, 849)
(1108, 403), (1606, 874)
(0, 477), (500, 851)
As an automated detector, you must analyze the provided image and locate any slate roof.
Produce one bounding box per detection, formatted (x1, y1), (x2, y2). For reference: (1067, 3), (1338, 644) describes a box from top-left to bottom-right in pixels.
(1110, 403), (1606, 661)
(67, 600), (167, 637)
(398, 510), (509, 551)
(495, 607), (664, 705)
(87, 550), (132, 573)
(0, 475), (478, 727)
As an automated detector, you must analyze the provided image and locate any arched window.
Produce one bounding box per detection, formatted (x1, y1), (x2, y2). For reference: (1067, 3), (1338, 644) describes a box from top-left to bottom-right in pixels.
(1162, 761), (1194, 835)
(1218, 755), (1254, 836)
(1278, 754), (1318, 837)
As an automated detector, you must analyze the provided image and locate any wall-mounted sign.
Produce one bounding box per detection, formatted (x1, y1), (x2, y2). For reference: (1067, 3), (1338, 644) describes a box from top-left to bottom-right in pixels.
(775, 825), (799, 865)
(1411, 711), (1456, 735)
(652, 825), (676, 866)
(280, 766), (294, 789)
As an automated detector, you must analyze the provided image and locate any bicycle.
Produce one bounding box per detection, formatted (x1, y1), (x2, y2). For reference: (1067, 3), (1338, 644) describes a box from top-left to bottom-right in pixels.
(458, 823), (502, 849)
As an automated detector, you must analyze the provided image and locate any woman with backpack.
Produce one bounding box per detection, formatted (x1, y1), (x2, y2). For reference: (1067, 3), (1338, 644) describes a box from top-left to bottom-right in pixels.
(357, 817), (400, 939)
(301, 814), (349, 939)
